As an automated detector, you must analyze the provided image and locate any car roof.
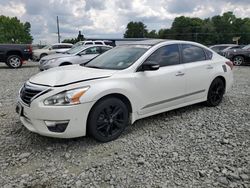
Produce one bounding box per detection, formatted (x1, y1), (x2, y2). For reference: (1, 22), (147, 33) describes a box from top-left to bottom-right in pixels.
(120, 39), (167, 46)
(52, 43), (73, 46)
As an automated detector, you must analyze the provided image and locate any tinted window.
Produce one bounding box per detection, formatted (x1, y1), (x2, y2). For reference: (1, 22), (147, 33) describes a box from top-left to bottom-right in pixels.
(83, 47), (101, 55)
(182, 44), (206, 63)
(205, 49), (213, 60)
(85, 42), (93, 45)
(52, 45), (59, 49)
(94, 42), (103, 45)
(146, 44), (180, 67)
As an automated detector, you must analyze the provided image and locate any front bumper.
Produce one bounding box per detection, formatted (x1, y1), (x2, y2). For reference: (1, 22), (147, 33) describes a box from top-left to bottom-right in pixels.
(17, 99), (95, 138)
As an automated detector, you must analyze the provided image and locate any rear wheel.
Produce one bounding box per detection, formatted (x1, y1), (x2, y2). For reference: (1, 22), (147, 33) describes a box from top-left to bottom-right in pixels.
(206, 78), (225, 106)
(88, 97), (129, 142)
(233, 56), (244, 66)
(6, 55), (22, 68)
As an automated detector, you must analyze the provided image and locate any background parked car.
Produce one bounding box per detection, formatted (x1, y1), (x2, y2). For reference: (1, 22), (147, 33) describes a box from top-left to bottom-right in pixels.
(209, 44), (238, 54)
(0, 44), (32, 68)
(219, 45), (245, 56)
(224, 44), (250, 65)
(72, 40), (115, 48)
(32, 43), (73, 61)
(39, 45), (112, 70)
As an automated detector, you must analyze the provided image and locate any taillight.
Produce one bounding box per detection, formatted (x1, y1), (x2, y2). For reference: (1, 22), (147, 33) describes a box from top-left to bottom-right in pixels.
(225, 61), (233, 70)
(28, 45), (32, 53)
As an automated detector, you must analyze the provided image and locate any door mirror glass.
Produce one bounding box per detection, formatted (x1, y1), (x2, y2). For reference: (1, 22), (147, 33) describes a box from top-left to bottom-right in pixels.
(140, 61), (160, 71)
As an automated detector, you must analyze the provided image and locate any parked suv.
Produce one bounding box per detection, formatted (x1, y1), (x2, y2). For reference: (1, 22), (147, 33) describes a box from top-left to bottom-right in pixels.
(17, 40), (233, 142)
(39, 45), (112, 70)
(209, 44), (238, 54)
(224, 44), (250, 65)
(32, 43), (73, 61)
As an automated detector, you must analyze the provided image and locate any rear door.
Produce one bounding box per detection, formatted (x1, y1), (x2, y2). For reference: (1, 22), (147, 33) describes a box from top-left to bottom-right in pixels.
(180, 44), (214, 103)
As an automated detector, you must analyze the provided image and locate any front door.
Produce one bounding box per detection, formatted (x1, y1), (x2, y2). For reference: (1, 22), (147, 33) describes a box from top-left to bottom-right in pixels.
(134, 44), (186, 115)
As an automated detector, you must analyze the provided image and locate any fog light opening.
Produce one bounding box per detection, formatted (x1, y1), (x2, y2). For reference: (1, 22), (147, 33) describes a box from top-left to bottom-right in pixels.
(44, 120), (69, 133)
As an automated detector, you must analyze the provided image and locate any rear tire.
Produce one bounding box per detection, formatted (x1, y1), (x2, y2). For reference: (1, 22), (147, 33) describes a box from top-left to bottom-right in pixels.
(88, 97), (129, 142)
(6, 55), (22, 68)
(206, 78), (225, 107)
(233, 56), (244, 66)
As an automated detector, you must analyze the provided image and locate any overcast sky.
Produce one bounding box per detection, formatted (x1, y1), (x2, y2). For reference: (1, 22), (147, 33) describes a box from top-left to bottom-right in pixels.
(0, 0), (250, 44)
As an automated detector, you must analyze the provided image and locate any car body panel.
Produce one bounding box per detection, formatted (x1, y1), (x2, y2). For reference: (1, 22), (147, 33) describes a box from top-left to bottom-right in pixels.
(17, 40), (233, 138)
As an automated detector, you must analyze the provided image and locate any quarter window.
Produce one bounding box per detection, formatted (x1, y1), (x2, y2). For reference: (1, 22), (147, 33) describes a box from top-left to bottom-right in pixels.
(182, 44), (206, 63)
(146, 44), (180, 67)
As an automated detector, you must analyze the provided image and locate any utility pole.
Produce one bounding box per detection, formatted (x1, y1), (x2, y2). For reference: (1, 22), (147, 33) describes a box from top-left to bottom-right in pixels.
(57, 16), (60, 43)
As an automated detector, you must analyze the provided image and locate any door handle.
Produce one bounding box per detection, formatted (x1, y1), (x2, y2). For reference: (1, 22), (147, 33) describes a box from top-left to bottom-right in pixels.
(207, 65), (213, 69)
(175, 71), (185, 76)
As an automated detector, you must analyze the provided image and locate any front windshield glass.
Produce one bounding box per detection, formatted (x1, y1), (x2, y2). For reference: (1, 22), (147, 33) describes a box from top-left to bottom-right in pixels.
(85, 45), (149, 70)
(242, 44), (250, 50)
(65, 45), (86, 54)
(42, 45), (51, 49)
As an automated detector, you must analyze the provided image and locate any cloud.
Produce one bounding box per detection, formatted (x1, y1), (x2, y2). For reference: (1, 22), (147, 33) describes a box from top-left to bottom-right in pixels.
(0, 0), (249, 44)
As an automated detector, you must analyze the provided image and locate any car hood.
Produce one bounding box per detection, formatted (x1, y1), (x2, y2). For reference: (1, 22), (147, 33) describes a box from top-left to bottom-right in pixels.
(41, 53), (73, 60)
(29, 65), (117, 87)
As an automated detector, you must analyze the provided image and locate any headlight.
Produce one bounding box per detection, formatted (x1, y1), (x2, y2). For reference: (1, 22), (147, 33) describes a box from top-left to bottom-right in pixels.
(47, 59), (57, 64)
(44, 87), (90, 106)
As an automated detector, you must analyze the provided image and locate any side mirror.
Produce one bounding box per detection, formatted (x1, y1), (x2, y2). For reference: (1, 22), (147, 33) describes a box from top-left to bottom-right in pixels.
(49, 48), (52, 50)
(139, 61), (160, 71)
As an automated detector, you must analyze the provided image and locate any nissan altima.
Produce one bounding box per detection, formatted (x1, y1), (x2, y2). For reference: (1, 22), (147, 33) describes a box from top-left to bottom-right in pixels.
(16, 40), (233, 142)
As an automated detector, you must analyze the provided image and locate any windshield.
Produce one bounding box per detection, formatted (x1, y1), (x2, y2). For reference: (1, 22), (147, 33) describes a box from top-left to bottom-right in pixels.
(242, 44), (250, 50)
(65, 45), (86, 54)
(85, 46), (149, 70)
(42, 45), (51, 49)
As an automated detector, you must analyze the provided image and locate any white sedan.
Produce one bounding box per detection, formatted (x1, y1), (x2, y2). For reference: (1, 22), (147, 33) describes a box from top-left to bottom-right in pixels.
(16, 40), (233, 142)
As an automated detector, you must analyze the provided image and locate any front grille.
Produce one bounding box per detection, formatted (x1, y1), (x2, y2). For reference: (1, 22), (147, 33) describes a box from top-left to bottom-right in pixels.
(20, 82), (47, 105)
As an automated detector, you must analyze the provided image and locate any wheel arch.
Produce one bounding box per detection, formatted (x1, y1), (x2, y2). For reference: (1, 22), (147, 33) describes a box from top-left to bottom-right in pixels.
(6, 51), (23, 60)
(86, 92), (133, 134)
(59, 62), (72, 66)
(211, 75), (226, 92)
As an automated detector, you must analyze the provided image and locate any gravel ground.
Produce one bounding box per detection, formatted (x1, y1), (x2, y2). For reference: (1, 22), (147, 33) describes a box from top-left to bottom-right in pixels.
(0, 61), (249, 188)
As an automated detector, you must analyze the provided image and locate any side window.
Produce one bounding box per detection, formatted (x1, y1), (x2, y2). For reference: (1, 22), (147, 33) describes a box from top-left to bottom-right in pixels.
(85, 42), (93, 45)
(146, 44), (180, 67)
(182, 44), (206, 63)
(61, 45), (71, 49)
(94, 42), (103, 45)
(205, 49), (213, 60)
(51, 45), (59, 49)
(101, 46), (111, 53)
(84, 47), (101, 54)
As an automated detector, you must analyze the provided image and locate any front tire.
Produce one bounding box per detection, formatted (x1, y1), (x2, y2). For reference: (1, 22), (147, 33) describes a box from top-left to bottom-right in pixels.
(206, 78), (225, 107)
(6, 55), (22, 68)
(233, 56), (244, 66)
(88, 97), (129, 142)
(40, 53), (47, 59)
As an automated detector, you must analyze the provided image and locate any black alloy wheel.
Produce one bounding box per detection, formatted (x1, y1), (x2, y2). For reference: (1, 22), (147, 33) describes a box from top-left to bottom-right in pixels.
(206, 78), (225, 106)
(88, 97), (129, 142)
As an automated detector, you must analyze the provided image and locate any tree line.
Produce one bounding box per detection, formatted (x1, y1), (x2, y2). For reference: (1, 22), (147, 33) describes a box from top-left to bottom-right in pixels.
(0, 15), (33, 44)
(124, 12), (250, 45)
